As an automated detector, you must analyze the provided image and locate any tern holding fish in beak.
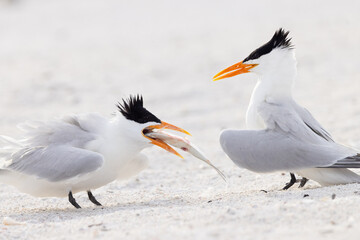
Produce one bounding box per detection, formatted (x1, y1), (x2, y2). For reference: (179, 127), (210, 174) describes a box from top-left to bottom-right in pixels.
(0, 95), (224, 209)
(214, 29), (360, 189)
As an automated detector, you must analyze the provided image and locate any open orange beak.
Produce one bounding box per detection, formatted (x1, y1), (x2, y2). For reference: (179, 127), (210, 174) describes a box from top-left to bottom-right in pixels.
(142, 121), (190, 159)
(213, 61), (258, 81)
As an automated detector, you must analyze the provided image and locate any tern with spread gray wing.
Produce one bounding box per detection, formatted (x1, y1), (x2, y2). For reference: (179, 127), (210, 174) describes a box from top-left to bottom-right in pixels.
(0, 95), (190, 208)
(214, 29), (360, 188)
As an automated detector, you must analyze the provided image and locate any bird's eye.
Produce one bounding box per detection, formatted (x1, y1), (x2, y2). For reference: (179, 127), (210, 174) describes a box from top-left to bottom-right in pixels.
(142, 128), (152, 135)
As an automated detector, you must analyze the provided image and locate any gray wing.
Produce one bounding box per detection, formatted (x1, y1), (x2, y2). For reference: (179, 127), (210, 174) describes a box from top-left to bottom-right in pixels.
(324, 154), (360, 168)
(1, 114), (107, 181)
(293, 102), (333, 142)
(257, 101), (327, 143)
(220, 101), (357, 172)
(18, 113), (106, 148)
(292, 101), (360, 168)
(6, 146), (104, 182)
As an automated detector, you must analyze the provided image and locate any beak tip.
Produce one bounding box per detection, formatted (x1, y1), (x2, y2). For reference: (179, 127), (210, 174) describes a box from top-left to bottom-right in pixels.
(174, 151), (184, 159)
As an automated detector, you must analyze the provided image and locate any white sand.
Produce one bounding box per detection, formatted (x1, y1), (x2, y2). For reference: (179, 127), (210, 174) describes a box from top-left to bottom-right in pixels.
(1, 0), (360, 239)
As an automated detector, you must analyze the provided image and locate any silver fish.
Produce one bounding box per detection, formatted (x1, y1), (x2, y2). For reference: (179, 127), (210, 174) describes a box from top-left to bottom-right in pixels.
(146, 130), (226, 181)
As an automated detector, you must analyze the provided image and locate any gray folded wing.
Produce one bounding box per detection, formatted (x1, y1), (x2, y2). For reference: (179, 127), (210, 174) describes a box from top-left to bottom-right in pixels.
(220, 129), (355, 173)
(6, 145), (104, 182)
(220, 100), (358, 173)
(325, 154), (360, 168)
(293, 102), (334, 142)
(2, 114), (107, 182)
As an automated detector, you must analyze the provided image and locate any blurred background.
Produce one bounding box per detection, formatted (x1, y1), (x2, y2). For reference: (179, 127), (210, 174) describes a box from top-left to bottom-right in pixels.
(0, 0), (360, 239)
(0, 0), (359, 141)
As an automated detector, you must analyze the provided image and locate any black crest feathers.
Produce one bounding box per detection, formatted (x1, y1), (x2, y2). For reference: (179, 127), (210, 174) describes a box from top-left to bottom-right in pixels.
(117, 95), (161, 124)
(243, 28), (293, 62)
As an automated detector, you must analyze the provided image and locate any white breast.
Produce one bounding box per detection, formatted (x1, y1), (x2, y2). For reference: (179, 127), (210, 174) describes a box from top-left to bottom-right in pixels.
(246, 102), (266, 130)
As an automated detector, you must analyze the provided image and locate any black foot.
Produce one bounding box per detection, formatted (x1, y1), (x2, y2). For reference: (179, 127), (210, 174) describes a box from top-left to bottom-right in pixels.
(282, 173), (297, 190)
(87, 190), (102, 206)
(68, 191), (81, 209)
(299, 178), (309, 188)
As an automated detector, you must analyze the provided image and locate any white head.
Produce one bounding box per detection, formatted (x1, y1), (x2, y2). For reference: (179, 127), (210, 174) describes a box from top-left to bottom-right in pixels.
(116, 95), (189, 158)
(213, 29), (297, 84)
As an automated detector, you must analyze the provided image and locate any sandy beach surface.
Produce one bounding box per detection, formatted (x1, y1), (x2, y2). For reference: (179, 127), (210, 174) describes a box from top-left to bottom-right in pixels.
(1, 0), (360, 239)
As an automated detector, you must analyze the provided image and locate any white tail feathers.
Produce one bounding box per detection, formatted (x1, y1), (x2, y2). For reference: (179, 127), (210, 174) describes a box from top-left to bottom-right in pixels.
(0, 135), (22, 165)
(17, 120), (44, 133)
(0, 135), (22, 148)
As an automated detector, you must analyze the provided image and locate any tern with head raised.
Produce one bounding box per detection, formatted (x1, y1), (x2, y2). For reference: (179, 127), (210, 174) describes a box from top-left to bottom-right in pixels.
(214, 29), (360, 189)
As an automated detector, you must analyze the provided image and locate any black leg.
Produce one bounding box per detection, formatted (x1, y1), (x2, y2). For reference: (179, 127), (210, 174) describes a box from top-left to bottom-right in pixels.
(87, 190), (102, 206)
(282, 173), (297, 190)
(299, 177), (309, 188)
(68, 191), (81, 209)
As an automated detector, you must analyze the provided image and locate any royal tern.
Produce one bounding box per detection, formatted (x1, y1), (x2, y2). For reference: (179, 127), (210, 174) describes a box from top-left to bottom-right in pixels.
(213, 29), (360, 189)
(0, 95), (191, 208)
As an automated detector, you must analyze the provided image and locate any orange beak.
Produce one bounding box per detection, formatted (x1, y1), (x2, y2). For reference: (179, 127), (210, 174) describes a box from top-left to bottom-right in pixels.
(142, 121), (190, 159)
(213, 61), (258, 81)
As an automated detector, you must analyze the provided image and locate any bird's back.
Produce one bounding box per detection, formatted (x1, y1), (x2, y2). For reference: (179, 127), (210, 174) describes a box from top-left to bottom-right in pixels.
(16, 113), (107, 148)
(220, 99), (357, 173)
(0, 113), (107, 188)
